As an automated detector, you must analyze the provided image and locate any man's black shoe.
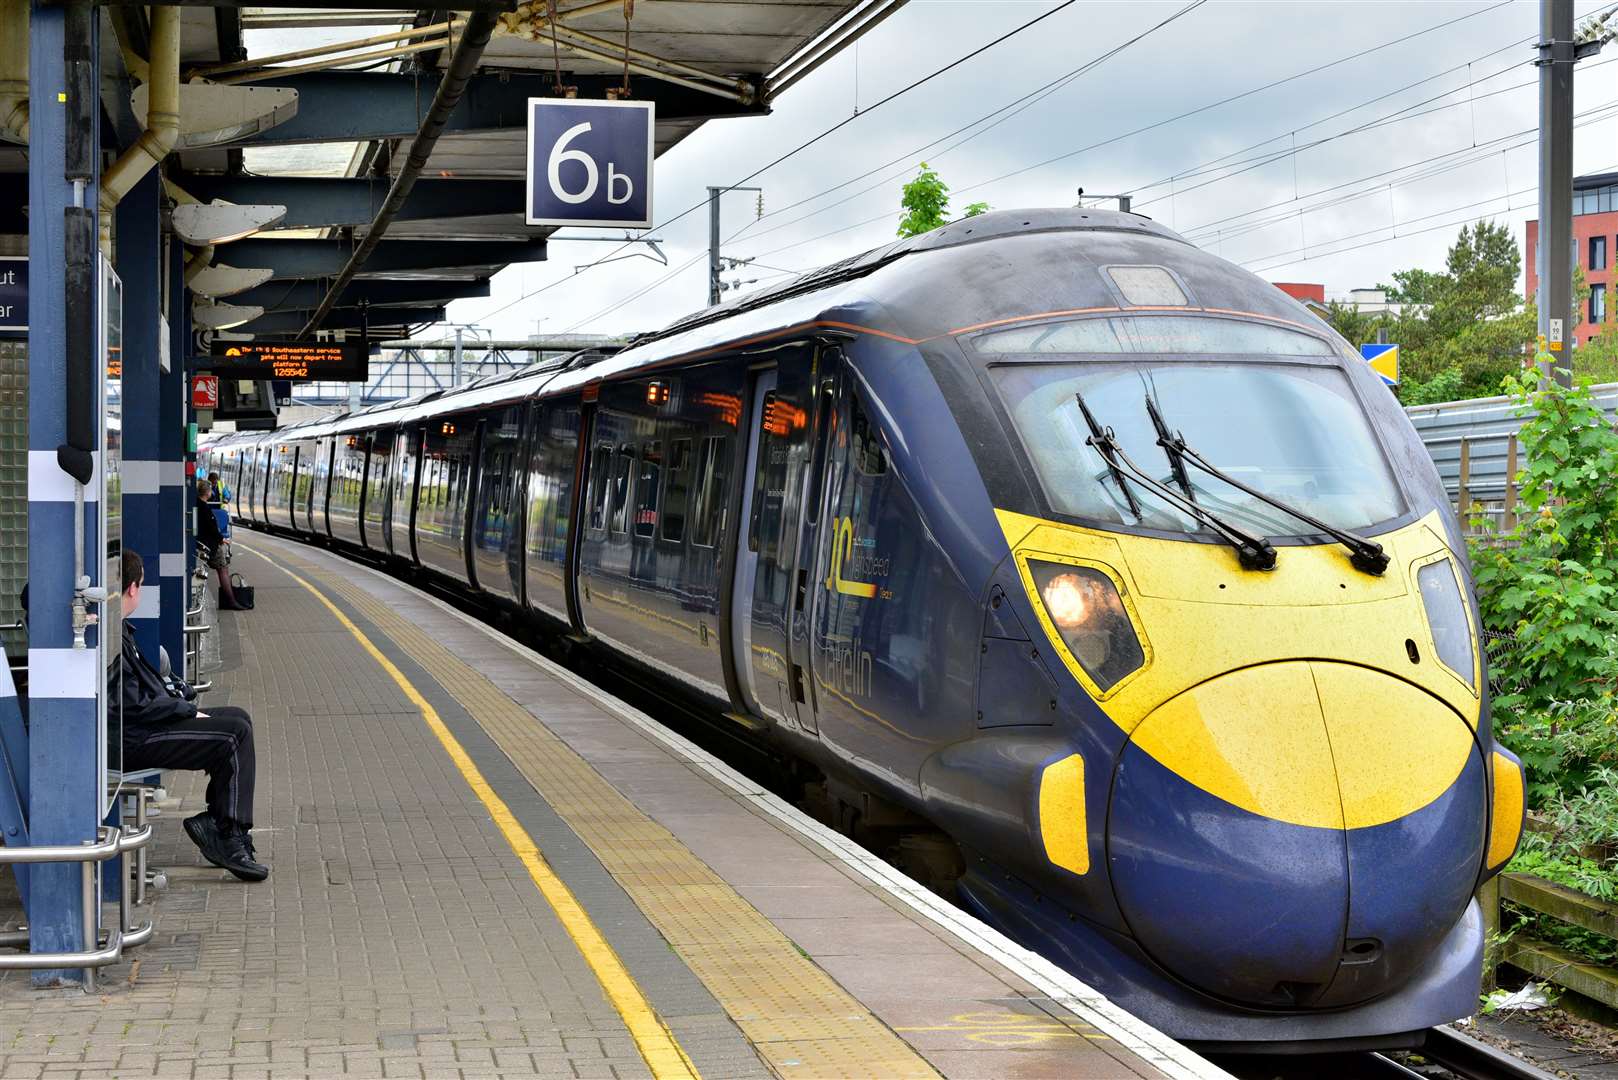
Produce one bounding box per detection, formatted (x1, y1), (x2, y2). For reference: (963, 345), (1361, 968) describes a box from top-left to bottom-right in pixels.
(220, 828), (269, 882)
(182, 813), (227, 869)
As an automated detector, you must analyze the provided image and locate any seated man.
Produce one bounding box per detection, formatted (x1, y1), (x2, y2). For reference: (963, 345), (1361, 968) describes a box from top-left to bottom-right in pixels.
(114, 550), (268, 881)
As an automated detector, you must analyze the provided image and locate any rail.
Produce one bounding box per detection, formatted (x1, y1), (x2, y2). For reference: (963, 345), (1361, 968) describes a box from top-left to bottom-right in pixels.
(1417, 1025), (1557, 1080)
(0, 823), (154, 990)
(184, 601), (212, 693)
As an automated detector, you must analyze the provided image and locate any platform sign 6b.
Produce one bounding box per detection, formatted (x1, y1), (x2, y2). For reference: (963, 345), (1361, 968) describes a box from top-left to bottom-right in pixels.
(526, 99), (654, 228)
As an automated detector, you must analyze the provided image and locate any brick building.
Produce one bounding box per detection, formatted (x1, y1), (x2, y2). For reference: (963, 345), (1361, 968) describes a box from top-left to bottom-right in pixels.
(1525, 170), (1618, 347)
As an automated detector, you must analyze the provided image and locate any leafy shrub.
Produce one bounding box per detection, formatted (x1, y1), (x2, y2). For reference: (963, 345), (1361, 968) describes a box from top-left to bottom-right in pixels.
(1470, 373), (1618, 772)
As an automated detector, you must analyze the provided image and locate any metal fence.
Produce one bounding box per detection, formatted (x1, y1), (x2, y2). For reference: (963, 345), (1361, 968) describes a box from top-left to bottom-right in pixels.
(1405, 382), (1618, 535)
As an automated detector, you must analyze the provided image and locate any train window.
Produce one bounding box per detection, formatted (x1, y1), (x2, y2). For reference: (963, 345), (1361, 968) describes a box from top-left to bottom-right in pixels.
(608, 447), (635, 535)
(588, 444), (612, 533)
(748, 394), (773, 554)
(805, 384), (835, 525)
(635, 442), (661, 539)
(973, 315), (1336, 357)
(850, 395), (887, 476)
(690, 435), (730, 548)
(660, 439), (692, 543)
(1106, 265), (1187, 307)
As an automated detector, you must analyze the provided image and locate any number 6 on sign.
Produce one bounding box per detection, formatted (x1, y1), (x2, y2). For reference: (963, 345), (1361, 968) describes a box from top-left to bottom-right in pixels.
(527, 99), (655, 227)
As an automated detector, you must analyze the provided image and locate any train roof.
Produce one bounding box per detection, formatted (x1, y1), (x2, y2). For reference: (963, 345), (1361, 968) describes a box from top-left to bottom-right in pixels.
(207, 208), (1335, 448)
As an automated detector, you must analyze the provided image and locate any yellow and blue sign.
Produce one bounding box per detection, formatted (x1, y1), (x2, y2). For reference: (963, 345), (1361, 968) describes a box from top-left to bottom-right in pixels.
(1360, 343), (1399, 386)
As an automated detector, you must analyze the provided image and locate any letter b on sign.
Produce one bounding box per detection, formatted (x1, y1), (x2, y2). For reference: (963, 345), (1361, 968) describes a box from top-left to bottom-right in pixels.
(527, 99), (654, 227)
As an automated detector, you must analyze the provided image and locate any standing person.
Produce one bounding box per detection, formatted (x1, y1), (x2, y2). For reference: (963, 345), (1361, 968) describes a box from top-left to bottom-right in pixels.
(196, 480), (247, 610)
(114, 550), (268, 881)
(207, 470), (231, 505)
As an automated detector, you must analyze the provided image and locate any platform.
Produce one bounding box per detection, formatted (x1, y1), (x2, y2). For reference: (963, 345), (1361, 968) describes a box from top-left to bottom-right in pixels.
(0, 531), (1224, 1080)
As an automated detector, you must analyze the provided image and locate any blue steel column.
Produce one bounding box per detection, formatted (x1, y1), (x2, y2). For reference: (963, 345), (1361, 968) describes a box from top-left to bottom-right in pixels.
(26, 0), (100, 984)
(159, 238), (185, 667)
(171, 245), (194, 668)
(118, 173), (162, 658)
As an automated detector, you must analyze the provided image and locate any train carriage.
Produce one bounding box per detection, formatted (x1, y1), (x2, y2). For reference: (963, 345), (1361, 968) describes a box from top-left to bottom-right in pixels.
(206, 209), (1524, 1050)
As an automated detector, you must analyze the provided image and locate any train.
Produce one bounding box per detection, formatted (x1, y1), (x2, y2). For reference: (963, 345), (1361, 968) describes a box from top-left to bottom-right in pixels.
(200, 208), (1524, 1051)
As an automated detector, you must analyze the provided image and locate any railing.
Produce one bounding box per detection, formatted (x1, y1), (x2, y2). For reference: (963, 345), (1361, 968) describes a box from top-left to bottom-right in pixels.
(1483, 871), (1618, 1010)
(0, 823), (154, 990)
(1434, 431), (1522, 538)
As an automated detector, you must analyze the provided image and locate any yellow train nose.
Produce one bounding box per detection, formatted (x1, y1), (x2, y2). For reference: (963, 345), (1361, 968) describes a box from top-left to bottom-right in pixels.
(1107, 661), (1484, 1006)
(1131, 661), (1474, 829)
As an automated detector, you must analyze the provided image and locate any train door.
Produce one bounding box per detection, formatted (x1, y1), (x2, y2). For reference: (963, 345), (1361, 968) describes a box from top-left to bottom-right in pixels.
(730, 370), (776, 716)
(730, 349), (820, 732)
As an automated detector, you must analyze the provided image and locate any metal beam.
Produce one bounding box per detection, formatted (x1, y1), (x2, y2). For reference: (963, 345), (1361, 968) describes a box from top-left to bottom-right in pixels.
(173, 174), (530, 229)
(300, 11), (498, 336)
(227, 71), (767, 147)
(232, 278), (491, 312)
(377, 334), (617, 350)
(241, 306), (447, 335)
(102, 0), (518, 12)
(221, 239), (546, 279)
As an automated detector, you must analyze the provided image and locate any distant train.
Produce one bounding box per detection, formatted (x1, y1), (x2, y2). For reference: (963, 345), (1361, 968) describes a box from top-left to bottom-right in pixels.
(202, 209), (1524, 1050)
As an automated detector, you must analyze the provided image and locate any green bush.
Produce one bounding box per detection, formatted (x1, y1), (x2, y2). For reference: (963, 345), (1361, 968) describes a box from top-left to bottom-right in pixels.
(1470, 372), (1618, 761)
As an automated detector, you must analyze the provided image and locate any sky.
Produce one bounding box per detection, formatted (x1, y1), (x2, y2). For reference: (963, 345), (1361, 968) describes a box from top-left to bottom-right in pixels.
(438, 0), (1618, 341)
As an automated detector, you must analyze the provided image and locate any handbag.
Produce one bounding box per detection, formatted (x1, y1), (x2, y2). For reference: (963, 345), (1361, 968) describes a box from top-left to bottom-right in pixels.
(228, 572), (255, 610)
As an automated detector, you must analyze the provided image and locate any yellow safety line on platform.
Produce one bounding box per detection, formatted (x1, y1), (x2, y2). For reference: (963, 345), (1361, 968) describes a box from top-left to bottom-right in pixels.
(261, 552), (701, 1080)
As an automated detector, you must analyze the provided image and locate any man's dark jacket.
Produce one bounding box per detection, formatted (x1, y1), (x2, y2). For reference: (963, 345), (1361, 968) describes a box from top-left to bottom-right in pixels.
(113, 621), (197, 730)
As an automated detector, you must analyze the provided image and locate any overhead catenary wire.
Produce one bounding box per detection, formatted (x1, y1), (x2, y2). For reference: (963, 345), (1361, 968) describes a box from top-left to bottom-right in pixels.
(742, 62), (1618, 269)
(725, 0), (1212, 247)
(727, 1), (1550, 263)
(1177, 85), (1618, 249)
(484, 0), (1615, 336)
(1245, 156), (1618, 276)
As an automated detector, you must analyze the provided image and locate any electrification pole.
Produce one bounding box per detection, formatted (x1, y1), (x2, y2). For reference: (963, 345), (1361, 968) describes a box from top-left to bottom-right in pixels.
(1539, 0), (1575, 387)
(708, 187), (722, 307)
(706, 185), (762, 306)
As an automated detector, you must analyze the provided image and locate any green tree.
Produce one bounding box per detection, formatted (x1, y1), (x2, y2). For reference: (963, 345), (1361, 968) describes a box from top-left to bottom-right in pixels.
(1327, 220), (1534, 402)
(1376, 268), (1447, 306)
(896, 163), (988, 238)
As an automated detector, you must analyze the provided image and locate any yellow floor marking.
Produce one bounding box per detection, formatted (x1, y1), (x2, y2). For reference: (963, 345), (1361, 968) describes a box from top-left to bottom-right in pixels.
(260, 552), (700, 1080)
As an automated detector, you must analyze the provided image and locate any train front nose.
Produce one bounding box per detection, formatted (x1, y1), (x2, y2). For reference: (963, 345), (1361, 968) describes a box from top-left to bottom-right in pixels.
(1105, 661), (1487, 1008)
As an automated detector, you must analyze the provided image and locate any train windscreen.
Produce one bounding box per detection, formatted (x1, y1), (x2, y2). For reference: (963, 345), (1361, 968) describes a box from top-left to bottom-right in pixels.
(991, 355), (1404, 536)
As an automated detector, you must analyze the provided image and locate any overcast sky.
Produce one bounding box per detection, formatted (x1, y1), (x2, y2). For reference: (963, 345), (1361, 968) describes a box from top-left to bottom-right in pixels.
(447, 0), (1618, 341)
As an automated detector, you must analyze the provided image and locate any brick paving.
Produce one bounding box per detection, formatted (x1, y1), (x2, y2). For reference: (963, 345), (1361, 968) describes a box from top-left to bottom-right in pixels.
(0, 571), (665, 1080)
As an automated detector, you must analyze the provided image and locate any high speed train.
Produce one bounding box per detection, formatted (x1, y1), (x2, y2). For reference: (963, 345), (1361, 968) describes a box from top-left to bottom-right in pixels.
(202, 208), (1524, 1050)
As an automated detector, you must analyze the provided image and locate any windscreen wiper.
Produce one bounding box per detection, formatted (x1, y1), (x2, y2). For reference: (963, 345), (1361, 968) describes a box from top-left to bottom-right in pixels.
(1074, 392), (1141, 518)
(1145, 394), (1391, 576)
(1145, 393), (1196, 502)
(1075, 391), (1277, 571)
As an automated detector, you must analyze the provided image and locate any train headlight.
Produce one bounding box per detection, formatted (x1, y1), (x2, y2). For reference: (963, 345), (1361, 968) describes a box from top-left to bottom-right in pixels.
(1417, 558), (1475, 689)
(1029, 560), (1145, 693)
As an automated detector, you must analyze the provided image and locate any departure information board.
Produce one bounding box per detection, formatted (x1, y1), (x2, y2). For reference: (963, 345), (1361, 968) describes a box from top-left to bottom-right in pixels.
(205, 341), (369, 381)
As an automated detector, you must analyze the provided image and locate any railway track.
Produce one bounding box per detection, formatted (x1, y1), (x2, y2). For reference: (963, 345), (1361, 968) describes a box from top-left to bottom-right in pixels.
(1411, 1026), (1559, 1080)
(1218, 1026), (1560, 1080)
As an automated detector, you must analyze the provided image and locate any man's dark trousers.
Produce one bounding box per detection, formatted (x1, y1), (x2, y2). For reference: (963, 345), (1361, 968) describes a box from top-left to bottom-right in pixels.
(124, 706), (256, 826)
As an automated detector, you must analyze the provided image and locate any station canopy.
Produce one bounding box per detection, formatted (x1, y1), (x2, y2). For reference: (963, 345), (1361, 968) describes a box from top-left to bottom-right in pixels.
(0, 0), (893, 340)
